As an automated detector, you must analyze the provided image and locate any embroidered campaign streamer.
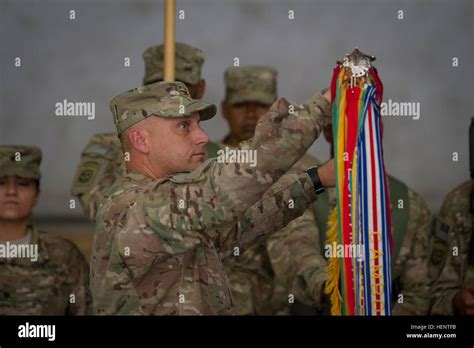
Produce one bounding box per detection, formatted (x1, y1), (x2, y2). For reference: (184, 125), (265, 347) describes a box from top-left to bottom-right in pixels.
(324, 49), (392, 316)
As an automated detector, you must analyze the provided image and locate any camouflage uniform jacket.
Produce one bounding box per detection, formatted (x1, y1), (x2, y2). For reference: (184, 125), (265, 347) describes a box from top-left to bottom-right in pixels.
(209, 140), (323, 315)
(0, 225), (92, 315)
(430, 180), (473, 315)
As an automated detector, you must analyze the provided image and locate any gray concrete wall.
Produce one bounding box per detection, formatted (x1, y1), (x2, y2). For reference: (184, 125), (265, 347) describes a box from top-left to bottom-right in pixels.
(1, 0), (472, 218)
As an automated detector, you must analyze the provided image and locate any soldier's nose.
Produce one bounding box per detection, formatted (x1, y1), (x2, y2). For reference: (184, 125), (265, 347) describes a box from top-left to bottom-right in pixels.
(246, 105), (258, 119)
(195, 125), (209, 145)
(6, 179), (18, 196)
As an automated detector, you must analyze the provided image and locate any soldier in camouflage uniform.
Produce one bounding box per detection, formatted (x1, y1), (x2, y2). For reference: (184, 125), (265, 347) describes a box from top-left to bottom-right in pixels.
(90, 80), (334, 315)
(205, 66), (327, 315)
(71, 42), (206, 220)
(430, 179), (473, 315)
(266, 124), (435, 315)
(0, 146), (92, 315)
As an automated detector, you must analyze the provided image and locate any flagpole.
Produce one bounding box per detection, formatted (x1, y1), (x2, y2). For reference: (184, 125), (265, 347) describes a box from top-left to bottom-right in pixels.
(164, 0), (176, 82)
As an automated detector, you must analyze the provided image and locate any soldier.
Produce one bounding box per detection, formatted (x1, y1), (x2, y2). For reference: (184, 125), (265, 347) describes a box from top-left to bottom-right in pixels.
(266, 123), (434, 315)
(90, 80), (334, 315)
(430, 180), (473, 315)
(71, 42), (206, 221)
(430, 120), (474, 315)
(205, 66), (326, 315)
(0, 146), (92, 315)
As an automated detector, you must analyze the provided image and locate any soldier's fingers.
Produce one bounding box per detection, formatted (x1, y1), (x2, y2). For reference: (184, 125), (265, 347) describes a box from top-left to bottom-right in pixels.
(323, 88), (331, 103)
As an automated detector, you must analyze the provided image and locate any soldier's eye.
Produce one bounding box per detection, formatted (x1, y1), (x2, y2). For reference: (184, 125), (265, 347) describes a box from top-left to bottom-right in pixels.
(17, 180), (32, 186)
(233, 103), (246, 109)
(178, 122), (190, 130)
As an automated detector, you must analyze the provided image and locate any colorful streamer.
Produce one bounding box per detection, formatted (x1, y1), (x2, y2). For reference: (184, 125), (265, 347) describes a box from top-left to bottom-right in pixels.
(325, 52), (393, 316)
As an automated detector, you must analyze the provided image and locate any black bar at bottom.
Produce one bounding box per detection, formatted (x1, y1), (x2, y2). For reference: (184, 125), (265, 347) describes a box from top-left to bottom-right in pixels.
(0, 315), (472, 345)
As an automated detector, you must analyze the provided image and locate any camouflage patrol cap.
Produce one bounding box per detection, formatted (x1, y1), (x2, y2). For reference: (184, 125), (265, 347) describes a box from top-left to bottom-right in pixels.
(110, 81), (216, 135)
(225, 66), (277, 105)
(143, 42), (205, 86)
(0, 145), (42, 179)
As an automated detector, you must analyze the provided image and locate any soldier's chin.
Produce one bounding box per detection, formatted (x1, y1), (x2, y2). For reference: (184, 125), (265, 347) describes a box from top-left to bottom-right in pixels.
(0, 209), (29, 221)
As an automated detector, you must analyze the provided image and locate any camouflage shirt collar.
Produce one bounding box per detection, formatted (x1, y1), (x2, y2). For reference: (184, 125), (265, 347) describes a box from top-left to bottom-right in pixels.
(0, 224), (49, 266)
(125, 163), (215, 186)
(124, 170), (169, 186)
(125, 170), (154, 183)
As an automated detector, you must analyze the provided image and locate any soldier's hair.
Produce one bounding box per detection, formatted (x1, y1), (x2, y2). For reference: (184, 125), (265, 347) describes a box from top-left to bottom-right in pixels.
(119, 130), (131, 154)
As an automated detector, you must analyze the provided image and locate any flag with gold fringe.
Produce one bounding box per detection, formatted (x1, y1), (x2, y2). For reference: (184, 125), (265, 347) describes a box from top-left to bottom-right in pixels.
(324, 48), (393, 316)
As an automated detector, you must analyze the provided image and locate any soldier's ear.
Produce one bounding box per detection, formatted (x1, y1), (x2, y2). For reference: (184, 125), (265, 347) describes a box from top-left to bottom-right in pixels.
(195, 79), (206, 99)
(128, 126), (150, 154)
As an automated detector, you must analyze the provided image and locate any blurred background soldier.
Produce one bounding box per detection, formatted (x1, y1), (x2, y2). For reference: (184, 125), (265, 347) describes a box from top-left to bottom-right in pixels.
(430, 118), (474, 315)
(0, 145), (91, 315)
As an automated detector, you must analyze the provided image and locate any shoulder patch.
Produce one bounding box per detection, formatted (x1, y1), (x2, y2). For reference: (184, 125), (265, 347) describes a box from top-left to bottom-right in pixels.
(429, 215), (452, 267)
(432, 215), (452, 242)
(430, 239), (448, 266)
(71, 159), (106, 195)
